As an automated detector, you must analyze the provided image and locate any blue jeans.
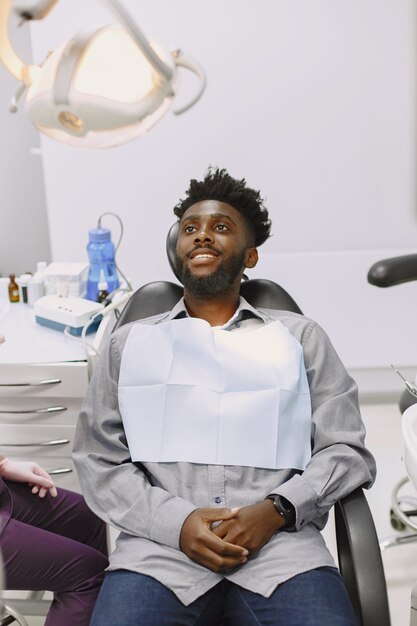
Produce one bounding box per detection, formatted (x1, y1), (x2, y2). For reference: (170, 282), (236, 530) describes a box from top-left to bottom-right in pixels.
(90, 567), (358, 626)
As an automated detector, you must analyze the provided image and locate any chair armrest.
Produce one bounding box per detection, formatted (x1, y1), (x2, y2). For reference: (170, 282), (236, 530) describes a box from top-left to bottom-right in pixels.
(368, 254), (417, 287)
(335, 488), (390, 626)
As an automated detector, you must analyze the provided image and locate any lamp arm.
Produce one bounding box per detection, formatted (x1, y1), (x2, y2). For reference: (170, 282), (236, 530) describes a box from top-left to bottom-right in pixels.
(0, 0), (32, 83)
(102, 0), (174, 82)
(2, 0), (174, 84)
(172, 50), (207, 115)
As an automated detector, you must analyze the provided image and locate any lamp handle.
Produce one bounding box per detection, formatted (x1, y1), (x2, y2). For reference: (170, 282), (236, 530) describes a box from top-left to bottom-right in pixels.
(0, 0), (34, 83)
(172, 50), (207, 115)
(102, 0), (174, 82)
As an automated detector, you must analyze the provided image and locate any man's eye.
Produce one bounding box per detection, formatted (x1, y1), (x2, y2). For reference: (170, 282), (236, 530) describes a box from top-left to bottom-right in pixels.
(215, 224), (229, 231)
(184, 225), (196, 233)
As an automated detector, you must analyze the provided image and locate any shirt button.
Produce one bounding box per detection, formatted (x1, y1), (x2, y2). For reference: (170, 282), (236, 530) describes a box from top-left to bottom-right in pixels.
(214, 496), (222, 504)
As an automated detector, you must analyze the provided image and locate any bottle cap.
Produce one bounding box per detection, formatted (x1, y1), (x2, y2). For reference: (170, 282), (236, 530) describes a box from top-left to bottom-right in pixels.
(98, 269), (108, 291)
(18, 273), (32, 285)
(89, 228), (111, 243)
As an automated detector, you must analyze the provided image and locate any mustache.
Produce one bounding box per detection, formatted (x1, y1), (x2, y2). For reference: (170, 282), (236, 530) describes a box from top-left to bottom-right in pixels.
(186, 244), (221, 258)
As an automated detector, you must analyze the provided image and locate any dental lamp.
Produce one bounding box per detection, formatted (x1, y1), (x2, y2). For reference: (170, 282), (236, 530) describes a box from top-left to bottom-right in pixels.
(0, 0), (206, 147)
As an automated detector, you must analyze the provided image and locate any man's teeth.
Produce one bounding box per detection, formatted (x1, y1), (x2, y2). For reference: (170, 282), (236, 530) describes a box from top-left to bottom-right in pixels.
(195, 253), (214, 259)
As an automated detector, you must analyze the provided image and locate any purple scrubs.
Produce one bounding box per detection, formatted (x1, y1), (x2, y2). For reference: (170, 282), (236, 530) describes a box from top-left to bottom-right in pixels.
(0, 479), (108, 626)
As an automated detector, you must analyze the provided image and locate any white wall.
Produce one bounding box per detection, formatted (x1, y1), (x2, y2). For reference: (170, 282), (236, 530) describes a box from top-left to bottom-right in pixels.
(28, 0), (417, 389)
(0, 11), (51, 276)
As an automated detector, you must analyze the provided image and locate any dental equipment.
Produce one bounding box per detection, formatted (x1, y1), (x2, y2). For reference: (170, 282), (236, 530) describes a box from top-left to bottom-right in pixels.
(43, 262), (89, 298)
(0, 0), (206, 148)
(34, 295), (104, 335)
(391, 365), (417, 398)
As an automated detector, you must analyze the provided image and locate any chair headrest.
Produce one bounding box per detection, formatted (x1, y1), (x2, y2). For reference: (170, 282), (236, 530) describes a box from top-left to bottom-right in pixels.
(166, 222), (181, 283)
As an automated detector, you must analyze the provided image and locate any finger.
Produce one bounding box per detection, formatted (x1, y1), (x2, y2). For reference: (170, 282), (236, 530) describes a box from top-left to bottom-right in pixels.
(203, 508), (239, 523)
(202, 529), (248, 557)
(49, 485), (58, 497)
(211, 521), (231, 538)
(38, 487), (48, 498)
(28, 473), (54, 489)
(199, 548), (248, 572)
(31, 485), (39, 494)
(32, 466), (54, 482)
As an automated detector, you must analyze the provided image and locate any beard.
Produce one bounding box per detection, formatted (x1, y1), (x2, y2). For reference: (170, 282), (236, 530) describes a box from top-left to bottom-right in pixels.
(175, 250), (246, 298)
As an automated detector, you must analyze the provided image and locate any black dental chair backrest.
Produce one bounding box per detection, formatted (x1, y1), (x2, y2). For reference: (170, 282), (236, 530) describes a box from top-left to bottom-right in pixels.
(113, 224), (391, 626)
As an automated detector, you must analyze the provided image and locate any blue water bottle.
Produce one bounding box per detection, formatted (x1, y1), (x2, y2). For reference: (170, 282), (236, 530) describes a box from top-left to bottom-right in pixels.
(86, 228), (120, 301)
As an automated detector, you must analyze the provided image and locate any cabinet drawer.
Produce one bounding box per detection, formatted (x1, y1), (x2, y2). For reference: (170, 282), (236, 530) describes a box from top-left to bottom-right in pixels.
(0, 362), (89, 398)
(0, 424), (75, 457)
(0, 397), (82, 425)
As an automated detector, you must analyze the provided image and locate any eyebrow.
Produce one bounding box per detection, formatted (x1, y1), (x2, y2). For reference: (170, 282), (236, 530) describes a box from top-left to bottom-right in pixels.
(182, 213), (237, 226)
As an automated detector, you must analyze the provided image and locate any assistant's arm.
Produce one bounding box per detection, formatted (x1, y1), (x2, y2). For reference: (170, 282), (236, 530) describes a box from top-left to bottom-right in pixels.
(0, 457), (57, 498)
(274, 320), (376, 530)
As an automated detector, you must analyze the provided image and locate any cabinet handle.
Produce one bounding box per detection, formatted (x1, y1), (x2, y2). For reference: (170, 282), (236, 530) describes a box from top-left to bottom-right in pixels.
(0, 406), (67, 415)
(47, 467), (73, 475)
(0, 378), (62, 387)
(0, 439), (70, 447)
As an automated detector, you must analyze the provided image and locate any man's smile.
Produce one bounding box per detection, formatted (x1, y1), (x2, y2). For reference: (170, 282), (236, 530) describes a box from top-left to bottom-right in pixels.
(188, 247), (220, 266)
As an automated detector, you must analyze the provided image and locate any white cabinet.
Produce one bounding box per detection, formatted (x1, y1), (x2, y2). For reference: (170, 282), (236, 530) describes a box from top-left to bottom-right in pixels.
(0, 303), (94, 493)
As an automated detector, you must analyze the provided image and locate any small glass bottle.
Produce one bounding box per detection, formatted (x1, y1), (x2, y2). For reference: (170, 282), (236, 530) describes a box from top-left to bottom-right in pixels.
(8, 274), (19, 303)
(97, 269), (109, 304)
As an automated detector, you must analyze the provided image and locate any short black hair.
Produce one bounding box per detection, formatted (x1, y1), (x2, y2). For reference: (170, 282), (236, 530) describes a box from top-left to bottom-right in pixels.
(173, 167), (272, 246)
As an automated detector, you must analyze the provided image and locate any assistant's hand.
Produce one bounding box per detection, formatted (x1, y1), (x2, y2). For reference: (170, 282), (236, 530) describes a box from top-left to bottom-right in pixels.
(180, 507), (249, 572)
(0, 459), (57, 498)
(212, 500), (285, 555)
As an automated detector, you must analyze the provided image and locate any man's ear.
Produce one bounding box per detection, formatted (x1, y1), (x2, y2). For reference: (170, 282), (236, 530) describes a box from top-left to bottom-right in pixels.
(245, 247), (258, 269)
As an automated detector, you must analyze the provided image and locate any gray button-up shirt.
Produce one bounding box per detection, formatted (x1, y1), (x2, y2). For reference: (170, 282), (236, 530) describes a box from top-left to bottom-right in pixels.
(73, 297), (376, 606)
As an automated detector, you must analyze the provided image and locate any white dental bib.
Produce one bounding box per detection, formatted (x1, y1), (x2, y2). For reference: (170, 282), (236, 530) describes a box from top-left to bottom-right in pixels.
(118, 318), (312, 470)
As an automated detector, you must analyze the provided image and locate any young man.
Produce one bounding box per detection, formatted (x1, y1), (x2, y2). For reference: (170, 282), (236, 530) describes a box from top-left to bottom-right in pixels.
(73, 168), (376, 625)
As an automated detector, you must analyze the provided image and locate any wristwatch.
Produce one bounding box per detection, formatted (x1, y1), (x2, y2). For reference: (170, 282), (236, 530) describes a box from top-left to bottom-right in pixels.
(265, 494), (296, 529)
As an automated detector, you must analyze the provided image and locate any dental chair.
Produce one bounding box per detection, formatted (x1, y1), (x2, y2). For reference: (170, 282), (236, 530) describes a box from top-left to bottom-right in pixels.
(367, 253), (417, 414)
(0, 553), (32, 626)
(368, 254), (417, 624)
(112, 223), (391, 626)
(368, 255), (417, 538)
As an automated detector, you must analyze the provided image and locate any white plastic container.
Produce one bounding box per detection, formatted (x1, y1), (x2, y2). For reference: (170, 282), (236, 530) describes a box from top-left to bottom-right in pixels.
(43, 262), (89, 297)
(27, 274), (45, 306)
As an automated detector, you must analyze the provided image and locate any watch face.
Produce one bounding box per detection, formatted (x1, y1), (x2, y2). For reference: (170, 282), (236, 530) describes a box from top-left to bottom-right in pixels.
(267, 495), (295, 527)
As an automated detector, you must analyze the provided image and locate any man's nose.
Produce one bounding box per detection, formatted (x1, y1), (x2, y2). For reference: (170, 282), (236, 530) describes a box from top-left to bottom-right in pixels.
(194, 227), (213, 243)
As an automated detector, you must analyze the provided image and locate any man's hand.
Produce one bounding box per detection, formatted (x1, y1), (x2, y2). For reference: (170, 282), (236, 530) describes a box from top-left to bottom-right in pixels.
(211, 500), (285, 555)
(180, 507), (249, 572)
(0, 459), (58, 498)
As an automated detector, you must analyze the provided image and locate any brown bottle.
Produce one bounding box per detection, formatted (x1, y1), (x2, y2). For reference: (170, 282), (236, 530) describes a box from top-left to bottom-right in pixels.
(8, 274), (19, 303)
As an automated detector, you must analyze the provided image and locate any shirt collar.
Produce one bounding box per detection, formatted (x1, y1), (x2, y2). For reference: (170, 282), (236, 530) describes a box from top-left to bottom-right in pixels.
(165, 295), (268, 327)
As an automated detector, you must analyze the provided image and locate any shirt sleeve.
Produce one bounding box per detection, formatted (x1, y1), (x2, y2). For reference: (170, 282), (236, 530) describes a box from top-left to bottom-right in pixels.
(275, 320), (377, 530)
(72, 331), (197, 550)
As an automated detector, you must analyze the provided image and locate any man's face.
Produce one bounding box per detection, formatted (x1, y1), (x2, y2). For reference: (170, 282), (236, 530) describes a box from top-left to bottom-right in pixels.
(175, 200), (258, 298)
